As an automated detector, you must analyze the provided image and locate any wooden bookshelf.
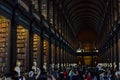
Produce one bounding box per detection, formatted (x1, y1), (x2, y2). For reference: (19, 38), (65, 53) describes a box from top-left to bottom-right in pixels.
(43, 40), (49, 68)
(17, 25), (28, 72)
(0, 16), (10, 73)
(33, 34), (40, 62)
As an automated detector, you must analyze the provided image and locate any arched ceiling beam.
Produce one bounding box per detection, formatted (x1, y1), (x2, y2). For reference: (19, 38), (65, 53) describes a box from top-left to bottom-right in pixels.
(72, 17), (99, 28)
(68, 8), (101, 22)
(64, 0), (105, 15)
(63, 0), (105, 11)
(75, 20), (98, 28)
(70, 13), (99, 25)
(76, 23), (98, 35)
(70, 15), (99, 30)
(61, 0), (107, 36)
(74, 18), (99, 28)
(66, 4), (103, 21)
(72, 19), (99, 32)
(72, 20), (98, 30)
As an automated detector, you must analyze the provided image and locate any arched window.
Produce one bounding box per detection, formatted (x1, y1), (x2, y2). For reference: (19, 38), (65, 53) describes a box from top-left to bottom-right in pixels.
(41, 0), (47, 19)
(31, 0), (39, 12)
(49, 1), (53, 25)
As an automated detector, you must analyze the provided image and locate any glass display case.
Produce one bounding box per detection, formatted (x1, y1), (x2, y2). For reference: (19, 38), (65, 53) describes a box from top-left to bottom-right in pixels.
(17, 25), (29, 72)
(0, 16), (10, 73)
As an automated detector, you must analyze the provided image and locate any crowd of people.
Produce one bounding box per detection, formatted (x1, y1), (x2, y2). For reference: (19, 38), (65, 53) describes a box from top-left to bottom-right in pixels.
(0, 63), (120, 80)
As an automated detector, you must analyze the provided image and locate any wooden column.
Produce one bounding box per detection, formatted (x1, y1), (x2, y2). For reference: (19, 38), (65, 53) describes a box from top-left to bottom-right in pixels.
(65, 48), (67, 67)
(28, 19), (34, 71)
(91, 56), (94, 67)
(59, 44), (61, 70)
(81, 56), (84, 66)
(63, 47), (65, 67)
(10, 6), (17, 72)
(48, 35), (52, 71)
(54, 40), (57, 65)
(115, 34), (119, 70)
(40, 28), (44, 71)
(110, 41), (112, 67)
(28, 5), (34, 70)
(112, 39), (114, 70)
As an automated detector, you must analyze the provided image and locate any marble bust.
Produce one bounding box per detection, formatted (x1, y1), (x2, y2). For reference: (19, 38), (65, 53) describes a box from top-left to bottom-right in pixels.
(14, 61), (21, 77)
(32, 61), (41, 79)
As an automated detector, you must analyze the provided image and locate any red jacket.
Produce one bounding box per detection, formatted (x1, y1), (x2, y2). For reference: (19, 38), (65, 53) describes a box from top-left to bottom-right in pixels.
(86, 75), (92, 80)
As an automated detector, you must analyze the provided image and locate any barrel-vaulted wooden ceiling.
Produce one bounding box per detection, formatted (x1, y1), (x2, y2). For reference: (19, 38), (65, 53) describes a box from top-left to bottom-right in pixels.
(60, 0), (107, 42)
